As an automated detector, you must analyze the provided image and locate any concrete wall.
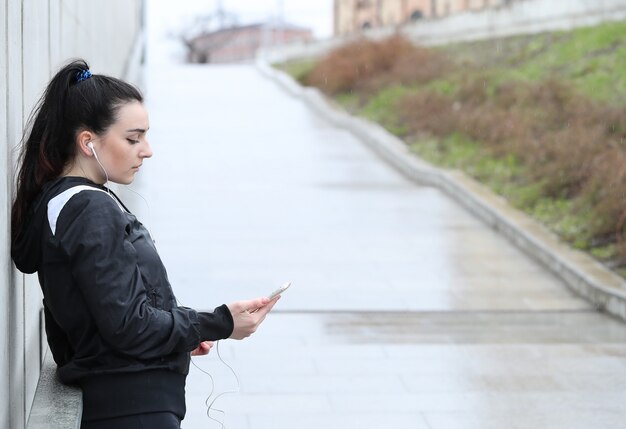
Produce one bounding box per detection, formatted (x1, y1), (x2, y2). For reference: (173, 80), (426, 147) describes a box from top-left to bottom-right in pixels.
(0, 1), (145, 428)
(380, 0), (433, 25)
(405, 0), (626, 45)
(438, 0), (503, 16)
(262, 0), (626, 62)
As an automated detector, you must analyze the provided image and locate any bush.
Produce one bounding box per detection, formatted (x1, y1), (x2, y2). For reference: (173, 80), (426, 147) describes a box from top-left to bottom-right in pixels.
(304, 35), (452, 95)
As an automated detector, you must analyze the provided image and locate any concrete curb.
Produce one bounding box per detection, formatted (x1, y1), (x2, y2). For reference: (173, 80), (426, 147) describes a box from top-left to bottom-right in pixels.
(256, 60), (626, 322)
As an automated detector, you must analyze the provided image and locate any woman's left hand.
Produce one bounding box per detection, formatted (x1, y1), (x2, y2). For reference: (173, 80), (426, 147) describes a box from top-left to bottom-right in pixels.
(191, 341), (214, 356)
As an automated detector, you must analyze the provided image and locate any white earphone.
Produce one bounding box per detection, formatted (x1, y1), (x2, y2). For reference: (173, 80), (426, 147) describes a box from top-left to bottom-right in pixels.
(87, 141), (109, 185)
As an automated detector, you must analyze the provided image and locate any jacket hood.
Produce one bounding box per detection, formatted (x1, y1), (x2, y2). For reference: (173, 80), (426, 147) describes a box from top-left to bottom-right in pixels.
(12, 177), (94, 274)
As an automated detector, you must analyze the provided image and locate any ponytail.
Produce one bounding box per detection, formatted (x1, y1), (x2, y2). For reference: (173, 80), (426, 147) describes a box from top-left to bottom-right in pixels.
(11, 59), (143, 242)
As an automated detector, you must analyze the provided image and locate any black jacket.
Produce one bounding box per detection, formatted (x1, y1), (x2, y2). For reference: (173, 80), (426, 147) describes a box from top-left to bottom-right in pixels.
(12, 176), (234, 420)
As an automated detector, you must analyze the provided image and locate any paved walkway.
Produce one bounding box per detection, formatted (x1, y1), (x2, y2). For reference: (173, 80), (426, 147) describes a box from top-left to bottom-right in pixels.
(126, 65), (626, 429)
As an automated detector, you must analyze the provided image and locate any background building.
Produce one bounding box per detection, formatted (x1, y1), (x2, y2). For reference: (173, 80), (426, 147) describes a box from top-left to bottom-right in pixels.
(0, 1), (145, 427)
(187, 23), (313, 63)
(438, 0), (507, 16)
(334, 0), (506, 35)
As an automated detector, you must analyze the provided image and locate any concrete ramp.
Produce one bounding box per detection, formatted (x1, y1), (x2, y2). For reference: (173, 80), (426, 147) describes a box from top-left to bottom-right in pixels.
(125, 65), (626, 429)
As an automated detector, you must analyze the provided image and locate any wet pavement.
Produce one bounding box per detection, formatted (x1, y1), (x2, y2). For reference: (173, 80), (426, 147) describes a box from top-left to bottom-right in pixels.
(126, 65), (626, 428)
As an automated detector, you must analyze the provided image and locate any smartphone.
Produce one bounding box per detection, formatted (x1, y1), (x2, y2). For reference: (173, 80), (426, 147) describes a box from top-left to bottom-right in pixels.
(250, 282), (291, 313)
(268, 281), (291, 299)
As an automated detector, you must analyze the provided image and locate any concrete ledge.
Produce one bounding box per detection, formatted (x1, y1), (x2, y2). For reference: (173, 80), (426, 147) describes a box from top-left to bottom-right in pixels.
(27, 350), (81, 429)
(257, 61), (626, 321)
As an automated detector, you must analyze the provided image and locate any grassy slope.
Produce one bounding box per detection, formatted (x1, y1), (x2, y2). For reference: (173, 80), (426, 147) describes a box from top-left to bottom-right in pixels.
(277, 21), (626, 274)
(441, 22), (626, 103)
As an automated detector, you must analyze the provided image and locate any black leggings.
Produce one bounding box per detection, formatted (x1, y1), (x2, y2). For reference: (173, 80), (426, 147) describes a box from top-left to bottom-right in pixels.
(81, 412), (181, 429)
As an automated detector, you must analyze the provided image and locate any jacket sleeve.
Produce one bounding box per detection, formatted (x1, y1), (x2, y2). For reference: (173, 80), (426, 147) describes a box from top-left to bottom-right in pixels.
(56, 191), (233, 359)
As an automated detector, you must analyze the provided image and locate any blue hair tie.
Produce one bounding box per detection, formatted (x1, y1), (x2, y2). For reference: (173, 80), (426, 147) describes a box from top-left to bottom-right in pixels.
(76, 69), (92, 83)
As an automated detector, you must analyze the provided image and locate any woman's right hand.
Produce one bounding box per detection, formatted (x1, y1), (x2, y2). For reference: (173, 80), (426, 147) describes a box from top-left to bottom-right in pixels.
(227, 296), (280, 340)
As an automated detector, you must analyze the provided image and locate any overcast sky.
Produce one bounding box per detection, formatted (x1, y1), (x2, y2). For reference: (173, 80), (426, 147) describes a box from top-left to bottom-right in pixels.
(146, 0), (334, 62)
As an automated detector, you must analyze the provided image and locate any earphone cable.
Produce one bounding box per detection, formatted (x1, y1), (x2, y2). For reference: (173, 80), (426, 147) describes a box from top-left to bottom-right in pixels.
(176, 298), (240, 428)
(90, 146), (111, 195)
(124, 185), (153, 234)
(203, 340), (241, 428)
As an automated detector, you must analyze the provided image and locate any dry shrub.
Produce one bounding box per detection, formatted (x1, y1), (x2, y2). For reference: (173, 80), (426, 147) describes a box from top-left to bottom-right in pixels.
(458, 105), (530, 152)
(492, 81), (527, 110)
(456, 76), (490, 106)
(508, 82), (621, 201)
(304, 38), (385, 95)
(376, 36), (452, 88)
(578, 149), (626, 240)
(514, 79), (576, 111)
(304, 35), (451, 95)
(488, 81), (626, 248)
(399, 83), (529, 151)
(398, 91), (458, 137)
(526, 125), (605, 198)
(601, 106), (626, 141)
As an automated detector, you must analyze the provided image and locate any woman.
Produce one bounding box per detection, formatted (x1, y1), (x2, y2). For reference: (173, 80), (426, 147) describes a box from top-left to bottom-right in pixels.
(11, 59), (279, 429)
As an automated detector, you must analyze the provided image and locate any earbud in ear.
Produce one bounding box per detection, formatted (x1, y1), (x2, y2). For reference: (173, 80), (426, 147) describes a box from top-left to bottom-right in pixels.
(88, 141), (109, 184)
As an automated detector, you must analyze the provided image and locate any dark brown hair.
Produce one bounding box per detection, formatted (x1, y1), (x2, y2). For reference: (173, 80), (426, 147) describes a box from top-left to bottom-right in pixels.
(11, 59), (143, 242)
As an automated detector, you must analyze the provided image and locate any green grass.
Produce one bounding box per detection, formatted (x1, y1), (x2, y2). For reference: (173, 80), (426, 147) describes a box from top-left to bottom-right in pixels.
(361, 86), (413, 136)
(273, 59), (316, 84)
(529, 198), (593, 248)
(424, 78), (459, 96)
(591, 244), (619, 261)
(334, 91), (361, 113)
(409, 133), (518, 180)
(443, 20), (626, 103)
